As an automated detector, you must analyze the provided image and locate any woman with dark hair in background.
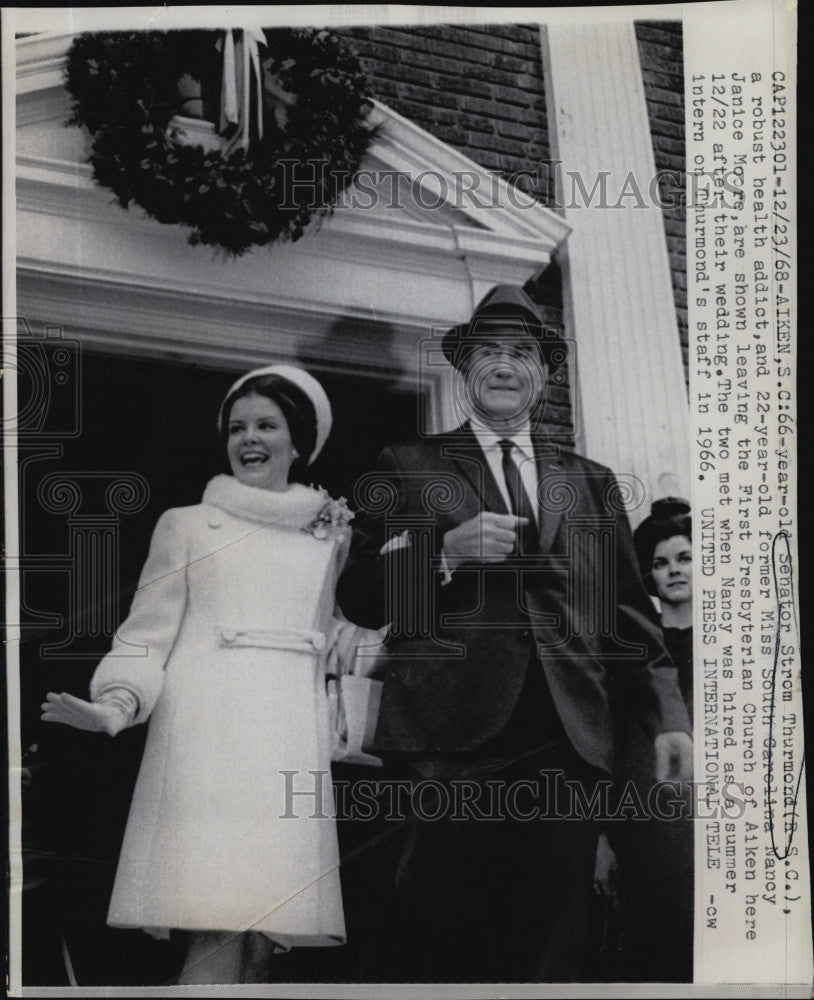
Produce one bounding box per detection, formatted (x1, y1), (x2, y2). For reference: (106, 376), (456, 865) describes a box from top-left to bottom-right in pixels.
(41, 365), (372, 985)
(634, 498), (693, 723)
(595, 497), (694, 982)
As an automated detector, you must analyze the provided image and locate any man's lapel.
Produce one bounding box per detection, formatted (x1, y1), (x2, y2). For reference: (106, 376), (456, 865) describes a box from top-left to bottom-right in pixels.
(438, 425), (568, 552)
(439, 423), (509, 516)
(532, 434), (567, 554)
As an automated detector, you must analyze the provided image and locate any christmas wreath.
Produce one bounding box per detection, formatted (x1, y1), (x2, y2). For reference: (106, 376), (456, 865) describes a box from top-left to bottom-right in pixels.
(65, 29), (376, 256)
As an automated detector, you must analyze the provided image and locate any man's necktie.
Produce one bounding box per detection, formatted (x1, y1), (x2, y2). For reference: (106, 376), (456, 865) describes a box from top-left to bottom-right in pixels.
(498, 438), (539, 555)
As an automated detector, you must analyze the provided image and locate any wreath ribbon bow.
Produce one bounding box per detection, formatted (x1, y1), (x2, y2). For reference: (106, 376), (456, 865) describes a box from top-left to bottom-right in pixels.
(65, 29), (373, 254)
(217, 28), (267, 153)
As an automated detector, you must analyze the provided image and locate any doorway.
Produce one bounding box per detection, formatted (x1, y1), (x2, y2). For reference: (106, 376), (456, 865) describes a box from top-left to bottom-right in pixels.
(18, 348), (420, 985)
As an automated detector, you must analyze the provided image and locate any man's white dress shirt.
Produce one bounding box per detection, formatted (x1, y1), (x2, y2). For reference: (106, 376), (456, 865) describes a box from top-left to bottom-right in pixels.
(437, 420), (539, 583)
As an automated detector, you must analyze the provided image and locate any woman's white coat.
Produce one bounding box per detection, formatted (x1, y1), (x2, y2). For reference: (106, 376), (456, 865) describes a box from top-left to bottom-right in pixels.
(91, 475), (347, 947)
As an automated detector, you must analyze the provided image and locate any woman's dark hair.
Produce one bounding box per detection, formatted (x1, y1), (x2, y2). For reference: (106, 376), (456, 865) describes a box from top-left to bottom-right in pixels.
(633, 497), (692, 596)
(221, 373), (318, 482)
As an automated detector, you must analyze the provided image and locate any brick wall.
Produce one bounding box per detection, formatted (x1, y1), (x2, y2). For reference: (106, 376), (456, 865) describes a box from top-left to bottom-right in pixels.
(635, 20), (688, 385)
(340, 24), (573, 441)
(341, 24), (552, 202)
(340, 22), (688, 430)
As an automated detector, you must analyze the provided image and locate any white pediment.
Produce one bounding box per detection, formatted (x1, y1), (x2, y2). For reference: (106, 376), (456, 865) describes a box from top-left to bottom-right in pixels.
(15, 31), (570, 428)
(357, 99), (567, 241)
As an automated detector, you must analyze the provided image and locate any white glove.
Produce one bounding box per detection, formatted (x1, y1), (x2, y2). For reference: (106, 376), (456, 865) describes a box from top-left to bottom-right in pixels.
(593, 832), (618, 903)
(654, 730), (693, 784)
(327, 620), (386, 679)
(41, 691), (130, 738)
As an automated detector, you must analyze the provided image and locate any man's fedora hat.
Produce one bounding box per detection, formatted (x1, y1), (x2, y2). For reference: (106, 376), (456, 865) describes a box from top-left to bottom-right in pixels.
(441, 284), (565, 370)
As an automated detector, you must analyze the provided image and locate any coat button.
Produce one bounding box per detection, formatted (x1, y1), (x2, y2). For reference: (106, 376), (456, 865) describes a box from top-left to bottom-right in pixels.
(208, 516), (221, 528)
(222, 629), (236, 643)
(521, 629), (531, 641)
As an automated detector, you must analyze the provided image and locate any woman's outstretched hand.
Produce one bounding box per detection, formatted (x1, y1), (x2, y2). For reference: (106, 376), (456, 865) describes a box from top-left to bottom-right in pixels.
(41, 692), (128, 737)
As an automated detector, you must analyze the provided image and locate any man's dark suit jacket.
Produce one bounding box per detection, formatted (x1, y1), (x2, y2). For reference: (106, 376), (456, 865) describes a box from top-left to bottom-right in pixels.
(337, 424), (691, 775)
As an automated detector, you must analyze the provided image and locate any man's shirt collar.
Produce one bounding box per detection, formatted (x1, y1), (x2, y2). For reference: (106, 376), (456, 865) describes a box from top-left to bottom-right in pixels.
(469, 419), (535, 460)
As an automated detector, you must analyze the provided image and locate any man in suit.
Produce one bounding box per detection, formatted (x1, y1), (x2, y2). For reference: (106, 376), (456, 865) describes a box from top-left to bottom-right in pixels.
(337, 284), (692, 982)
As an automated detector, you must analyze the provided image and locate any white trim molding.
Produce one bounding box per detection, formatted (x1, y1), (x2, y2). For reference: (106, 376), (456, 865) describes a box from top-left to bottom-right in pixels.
(16, 32), (570, 432)
(541, 21), (690, 512)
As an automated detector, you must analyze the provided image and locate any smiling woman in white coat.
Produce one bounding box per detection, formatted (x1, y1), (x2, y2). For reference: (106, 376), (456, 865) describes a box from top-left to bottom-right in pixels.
(42, 365), (367, 985)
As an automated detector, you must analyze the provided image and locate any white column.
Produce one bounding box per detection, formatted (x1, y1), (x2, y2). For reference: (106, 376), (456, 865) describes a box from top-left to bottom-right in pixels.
(541, 21), (690, 519)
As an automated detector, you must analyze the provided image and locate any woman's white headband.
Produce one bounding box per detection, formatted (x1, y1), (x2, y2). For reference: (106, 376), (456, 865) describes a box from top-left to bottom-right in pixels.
(218, 364), (333, 464)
